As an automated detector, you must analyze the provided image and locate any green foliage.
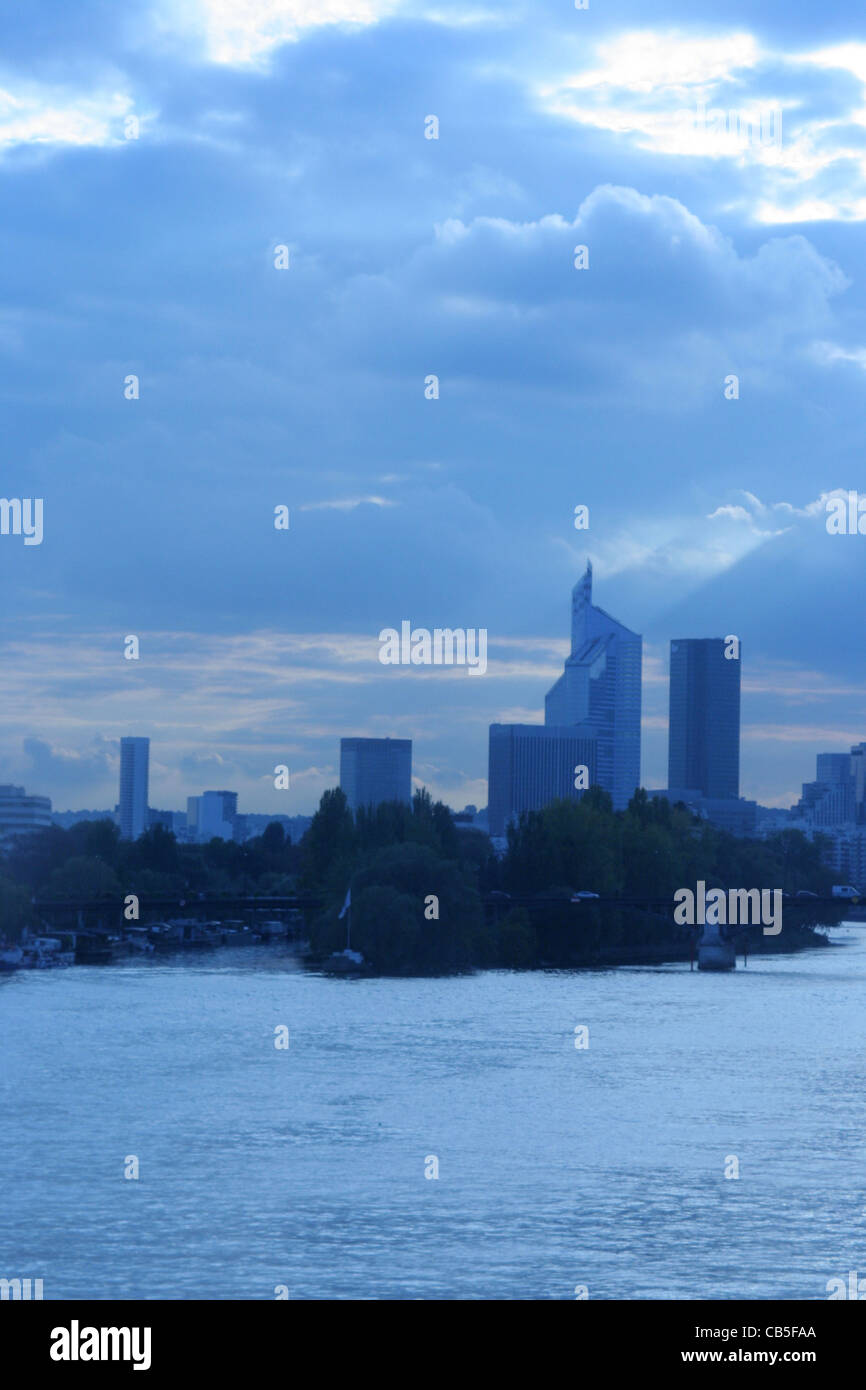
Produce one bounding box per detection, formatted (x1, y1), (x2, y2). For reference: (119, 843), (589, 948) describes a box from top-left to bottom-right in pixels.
(42, 856), (122, 901)
(0, 875), (37, 941)
(312, 839), (486, 974)
(495, 907), (536, 968)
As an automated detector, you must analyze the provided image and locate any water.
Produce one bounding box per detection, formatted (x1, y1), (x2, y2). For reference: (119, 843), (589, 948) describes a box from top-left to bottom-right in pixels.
(3, 928), (866, 1300)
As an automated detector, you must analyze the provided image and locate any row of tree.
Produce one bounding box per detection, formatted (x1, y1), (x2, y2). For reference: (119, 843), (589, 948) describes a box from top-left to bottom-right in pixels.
(0, 785), (840, 970)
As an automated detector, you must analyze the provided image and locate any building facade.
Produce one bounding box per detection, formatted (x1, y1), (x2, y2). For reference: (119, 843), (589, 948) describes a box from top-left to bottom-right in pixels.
(198, 790), (238, 842)
(340, 738), (412, 813)
(488, 724), (598, 838)
(119, 736), (149, 841)
(668, 638), (740, 800)
(0, 784), (52, 843)
(544, 562), (642, 810)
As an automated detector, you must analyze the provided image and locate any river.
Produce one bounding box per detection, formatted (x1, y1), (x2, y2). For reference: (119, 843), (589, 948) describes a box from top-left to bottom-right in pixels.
(2, 925), (865, 1299)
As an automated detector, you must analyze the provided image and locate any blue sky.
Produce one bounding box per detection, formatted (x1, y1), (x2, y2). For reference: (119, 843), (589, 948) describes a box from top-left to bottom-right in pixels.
(2, 0), (866, 815)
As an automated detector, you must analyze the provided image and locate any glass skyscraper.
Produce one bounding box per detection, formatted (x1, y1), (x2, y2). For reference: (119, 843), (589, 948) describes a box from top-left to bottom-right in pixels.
(544, 562), (642, 811)
(340, 737), (412, 812)
(667, 638), (740, 799)
(119, 736), (150, 840)
(487, 724), (598, 837)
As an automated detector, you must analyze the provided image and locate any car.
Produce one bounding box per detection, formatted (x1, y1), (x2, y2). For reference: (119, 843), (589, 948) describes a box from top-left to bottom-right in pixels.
(570, 891), (600, 901)
(794, 890), (818, 899)
(832, 885), (861, 900)
(488, 890), (511, 900)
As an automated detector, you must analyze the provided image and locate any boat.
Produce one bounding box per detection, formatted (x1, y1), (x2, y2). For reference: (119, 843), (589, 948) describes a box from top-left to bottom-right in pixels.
(697, 921), (736, 971)
(322, 947), (366, 974)
(125, 928), (155, 954)
(0, 944), (23, 972)
(256, 919), (289, 939)
(74, 935), (115, 965)
(322, 887), (367, 973)
(146, 921), (186, 952)
(219, 922), (254, 945)
(20, 937), (75, 969)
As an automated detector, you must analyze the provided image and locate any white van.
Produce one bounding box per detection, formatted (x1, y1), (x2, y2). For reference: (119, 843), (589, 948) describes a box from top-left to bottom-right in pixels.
(832, 885), (861, 899)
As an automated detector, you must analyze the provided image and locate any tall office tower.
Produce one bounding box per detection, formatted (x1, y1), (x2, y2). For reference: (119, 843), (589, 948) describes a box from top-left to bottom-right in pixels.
(544, 562), (642, 810)
(850, 744), (866, 822)
(488, 724), (598, 838)
(340, 738), (412, 813)
(198, 790), (238, 842)
(119, 736), (150, 840)
(667, 638), (740, 800)
(817, 753), (853, 785)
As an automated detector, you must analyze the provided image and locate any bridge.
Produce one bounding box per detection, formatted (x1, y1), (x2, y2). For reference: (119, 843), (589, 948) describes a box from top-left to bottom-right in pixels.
(30, 891), (849, 929)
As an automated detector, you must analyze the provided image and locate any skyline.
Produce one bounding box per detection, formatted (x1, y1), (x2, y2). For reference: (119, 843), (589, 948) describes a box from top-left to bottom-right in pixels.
(3, 3), (866, 813)
(4, 554), (860, 821)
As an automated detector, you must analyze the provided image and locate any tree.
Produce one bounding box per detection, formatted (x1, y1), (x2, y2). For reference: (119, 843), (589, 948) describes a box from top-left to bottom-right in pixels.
(42, 856), (122, 901)
(0, 874), (36, 941)
(300, 788), (356, 889)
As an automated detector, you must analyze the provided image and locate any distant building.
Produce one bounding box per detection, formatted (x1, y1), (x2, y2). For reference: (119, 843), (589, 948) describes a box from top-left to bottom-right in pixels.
(794, 749), (861, 827)
(851, 744), (866, 821)
(147, 808), (174, 831)
(193, 790), (238, 843)
(488, 724), (598, 838)
(0, 784), (52, 842)
(819, 827), (866, 888)
(544, 562), (641, 810)
(817, 753), (852, 785)
(119, 737), (149, 840)
(668, 638), (740, 800)
(340, 738), (412, 813)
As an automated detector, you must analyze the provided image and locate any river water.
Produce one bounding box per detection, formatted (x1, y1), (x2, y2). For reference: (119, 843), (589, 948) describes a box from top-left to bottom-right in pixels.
(3, 926), (865, 1300)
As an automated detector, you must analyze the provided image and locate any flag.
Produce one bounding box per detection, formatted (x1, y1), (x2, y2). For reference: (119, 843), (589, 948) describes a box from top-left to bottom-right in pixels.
(338, 887), (351, 920)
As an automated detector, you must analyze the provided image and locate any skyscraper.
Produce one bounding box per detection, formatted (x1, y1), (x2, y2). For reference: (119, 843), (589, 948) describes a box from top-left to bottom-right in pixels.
(817, 752), (854, 786)
(119, 736), (149, 840)
(544, 562), (642, 810)
(488, 724), (597, 837)
(340, 737), (412, 812)
(668, 639), (740, 800)
(197, 790), (238, 841)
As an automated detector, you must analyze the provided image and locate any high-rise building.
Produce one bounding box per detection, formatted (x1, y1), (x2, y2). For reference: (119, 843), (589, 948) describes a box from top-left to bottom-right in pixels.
(340, 738), (412, 812)
(0, 784), (52, 843)
(488, 725), (598, 837)
(817, 753), (852, 786)
(668, 639), (740, 800)
(544, 562), (642, 810)
(197, 790), (238, 842)
(119, 737), (149, 840)
(851, 744), (866, 821)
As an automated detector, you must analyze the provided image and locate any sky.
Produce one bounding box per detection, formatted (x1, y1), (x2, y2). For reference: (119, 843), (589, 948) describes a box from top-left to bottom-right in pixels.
(2, 0), (866, 815)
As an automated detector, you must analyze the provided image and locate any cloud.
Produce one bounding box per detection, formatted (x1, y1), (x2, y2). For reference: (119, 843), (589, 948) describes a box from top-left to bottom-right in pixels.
(150, 0), (400, 67)
(0, 81), (135, 151)
(330, 185), (848, 407)
(299, 495), (398, 511)
(537, 28), (866, 222)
